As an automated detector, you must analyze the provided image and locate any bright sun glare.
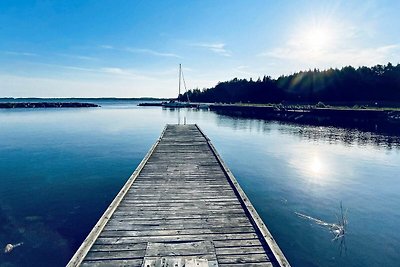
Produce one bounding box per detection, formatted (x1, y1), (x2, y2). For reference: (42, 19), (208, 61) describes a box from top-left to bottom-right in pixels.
(303, 25), (332, 51)
(311, 157), (323, 174)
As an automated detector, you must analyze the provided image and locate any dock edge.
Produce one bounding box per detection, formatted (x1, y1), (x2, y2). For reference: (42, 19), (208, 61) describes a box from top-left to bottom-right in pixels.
(66, 126), (168, 267)
(195, 124), (291, 267)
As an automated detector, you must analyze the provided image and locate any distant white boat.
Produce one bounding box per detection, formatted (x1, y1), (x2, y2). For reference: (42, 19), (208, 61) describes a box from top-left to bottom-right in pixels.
(163, 64), (193, 108)
(163, 100), (193, 108)
(197, 103), (210, 109)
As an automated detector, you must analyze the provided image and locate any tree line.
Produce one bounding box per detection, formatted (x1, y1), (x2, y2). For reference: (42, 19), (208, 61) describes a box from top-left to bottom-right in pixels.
(179, 63), (400, 104)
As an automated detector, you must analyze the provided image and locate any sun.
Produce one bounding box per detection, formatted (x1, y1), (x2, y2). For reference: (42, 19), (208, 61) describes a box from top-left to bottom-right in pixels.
(304, 26), (331, 51)
(288, 16), (339, 58)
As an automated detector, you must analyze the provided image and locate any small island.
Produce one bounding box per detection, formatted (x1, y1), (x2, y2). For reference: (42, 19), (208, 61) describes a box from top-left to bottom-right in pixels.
(0, 102), (100, 109)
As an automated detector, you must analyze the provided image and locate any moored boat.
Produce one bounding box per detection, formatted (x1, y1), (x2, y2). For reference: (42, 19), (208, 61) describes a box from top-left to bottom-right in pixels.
(162, 64), (193, 108)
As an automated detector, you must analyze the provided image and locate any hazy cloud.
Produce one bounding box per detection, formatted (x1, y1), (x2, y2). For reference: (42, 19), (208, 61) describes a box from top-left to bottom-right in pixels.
(234, 65), (254, 76)
(260, 14), (400, 69)
(0, 73), (176, 98)
(262, 44), (400, 67)
(99, 45), (114, 49)
(56, 53), (98, 61)
(100, 67), (132, 76)
(125, 48), (181, 58)
(191, 43), (231, 56)
(28, 62), (152, 80)
(98, 44), (181, 58)
(61, 65), (97, 72)
(71, 65), (151, 79)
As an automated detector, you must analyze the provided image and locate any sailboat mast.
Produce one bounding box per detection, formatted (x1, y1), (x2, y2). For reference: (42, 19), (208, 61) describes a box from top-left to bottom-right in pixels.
(178, 64), (182, 99)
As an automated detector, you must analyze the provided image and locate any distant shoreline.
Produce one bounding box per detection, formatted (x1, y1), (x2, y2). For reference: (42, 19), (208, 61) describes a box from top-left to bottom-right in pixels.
(0, 102), (100, 109)
(0, 97), (169, 102)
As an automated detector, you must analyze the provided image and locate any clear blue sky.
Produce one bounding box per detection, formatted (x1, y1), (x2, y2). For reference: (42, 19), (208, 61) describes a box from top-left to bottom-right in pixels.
(1, 0), (399, 97)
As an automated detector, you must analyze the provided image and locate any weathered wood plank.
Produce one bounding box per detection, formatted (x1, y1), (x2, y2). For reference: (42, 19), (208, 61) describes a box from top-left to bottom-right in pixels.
(85, 250), (145, 260)
(94, 233), (260, 244)
(217, 254), (270, 264)
(88, 239), (265, 253)
(89, 243), (147, 252)
(219, 263), (273, 267)
(81, 259), (143, 267)
(106, 216), (250, 224)
(144, 241), (216, 258)
(213, 239), (263, 248)
(110, 214), (250, 221)
(114, 207), (243, 213)
(215, 246), (267, 255)
(112, 210), (246, 217)
(104, 223), (253, 232)
(120, 199), (239, 204)
(99, 226), (256, 238)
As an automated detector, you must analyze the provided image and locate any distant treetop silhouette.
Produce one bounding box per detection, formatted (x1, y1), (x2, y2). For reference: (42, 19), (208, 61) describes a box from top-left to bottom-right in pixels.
(179, 63), (400, 104)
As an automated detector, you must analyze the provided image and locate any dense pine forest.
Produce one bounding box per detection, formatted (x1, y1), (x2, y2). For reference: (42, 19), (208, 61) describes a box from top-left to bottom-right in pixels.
(180, 63), (400, 105)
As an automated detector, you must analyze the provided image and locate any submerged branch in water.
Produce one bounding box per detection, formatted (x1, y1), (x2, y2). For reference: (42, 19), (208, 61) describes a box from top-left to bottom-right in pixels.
(295, 211), (345, 240)
(295, 201), (348, 242)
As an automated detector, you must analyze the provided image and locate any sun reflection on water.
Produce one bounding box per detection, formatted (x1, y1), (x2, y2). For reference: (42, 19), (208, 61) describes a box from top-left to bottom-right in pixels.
(305, 154), (329, 185)
(289, 149), (335, 186)
(311, 157), (323, 174)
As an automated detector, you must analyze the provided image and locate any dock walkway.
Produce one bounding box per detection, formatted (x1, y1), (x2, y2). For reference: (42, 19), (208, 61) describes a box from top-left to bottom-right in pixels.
(68, 124), (290, 267)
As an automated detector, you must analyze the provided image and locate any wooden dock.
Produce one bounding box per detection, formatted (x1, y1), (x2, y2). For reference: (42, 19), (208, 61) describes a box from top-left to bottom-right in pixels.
(67, 124), (290, 267)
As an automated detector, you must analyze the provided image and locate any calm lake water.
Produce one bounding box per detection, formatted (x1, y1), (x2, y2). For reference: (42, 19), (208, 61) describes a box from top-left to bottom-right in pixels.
(0, 101), (399, 267)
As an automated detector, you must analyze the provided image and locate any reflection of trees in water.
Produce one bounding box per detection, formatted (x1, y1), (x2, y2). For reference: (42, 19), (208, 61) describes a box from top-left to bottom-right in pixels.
(215, 116), (274, 134)
(213, 113), (400, 149)
(279, 124), (400, 149)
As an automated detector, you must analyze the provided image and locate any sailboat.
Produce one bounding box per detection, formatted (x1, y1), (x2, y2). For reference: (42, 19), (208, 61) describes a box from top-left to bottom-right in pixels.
(163, 64), (193, 108)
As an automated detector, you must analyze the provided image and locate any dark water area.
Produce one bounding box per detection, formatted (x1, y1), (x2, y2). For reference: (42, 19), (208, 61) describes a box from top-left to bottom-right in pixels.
(0, 101), (399, 266)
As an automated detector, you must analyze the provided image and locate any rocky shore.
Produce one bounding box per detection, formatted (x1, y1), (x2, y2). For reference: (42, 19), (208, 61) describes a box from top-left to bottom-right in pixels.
(0, 102), (100, 109)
